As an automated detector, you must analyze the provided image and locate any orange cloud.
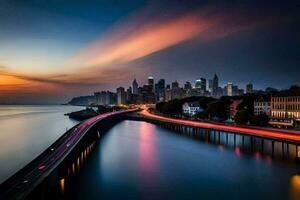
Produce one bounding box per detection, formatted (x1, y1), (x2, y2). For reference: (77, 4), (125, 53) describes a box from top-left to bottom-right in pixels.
(67, 6), (279, 71)
(67, 10), (217, 69)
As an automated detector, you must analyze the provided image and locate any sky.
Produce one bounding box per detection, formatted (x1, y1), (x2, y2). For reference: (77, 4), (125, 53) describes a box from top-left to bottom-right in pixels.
(0, 0), (299, 104)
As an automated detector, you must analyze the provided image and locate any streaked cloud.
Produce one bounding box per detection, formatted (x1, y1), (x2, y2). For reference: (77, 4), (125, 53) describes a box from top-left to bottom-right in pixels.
(67, 6), (280, 71)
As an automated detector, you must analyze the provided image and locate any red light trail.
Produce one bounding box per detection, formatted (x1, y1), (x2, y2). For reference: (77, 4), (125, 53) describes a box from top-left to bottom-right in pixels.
(140, 110), (300, 144)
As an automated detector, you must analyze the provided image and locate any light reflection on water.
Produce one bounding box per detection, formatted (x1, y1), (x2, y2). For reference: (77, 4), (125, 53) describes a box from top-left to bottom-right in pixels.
(0, 105), (82, 183)
(56, 120), (300, 200)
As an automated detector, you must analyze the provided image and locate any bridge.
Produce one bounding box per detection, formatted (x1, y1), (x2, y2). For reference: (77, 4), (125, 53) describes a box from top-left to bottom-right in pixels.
(139, 110), (300, 144)
(2, 108), (300, 199)
(0, 109), (138, 200)
(134, 109), (300, 161)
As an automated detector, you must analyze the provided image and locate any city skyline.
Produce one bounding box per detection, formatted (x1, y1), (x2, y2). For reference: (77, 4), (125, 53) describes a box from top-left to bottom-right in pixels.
(0, 1), (299, 104)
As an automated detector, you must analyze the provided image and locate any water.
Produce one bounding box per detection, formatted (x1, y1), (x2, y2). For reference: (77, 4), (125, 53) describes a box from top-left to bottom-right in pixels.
(57, 120), (300, 200)
(0, 105), (83, 183)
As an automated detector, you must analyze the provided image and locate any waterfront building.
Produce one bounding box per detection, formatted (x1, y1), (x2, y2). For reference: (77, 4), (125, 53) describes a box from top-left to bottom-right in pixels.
(182, 102), (203, 117)
(116, 87), (126, 105)
(270, 94), (300, 128)
(254, 95), (271, 116)
(132, 79), (139, 95)
(246, 82), (253, 94)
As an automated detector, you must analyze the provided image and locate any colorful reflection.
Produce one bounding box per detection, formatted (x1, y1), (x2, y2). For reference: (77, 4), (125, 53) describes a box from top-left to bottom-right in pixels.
(59, 178), (65, 194)
(235, 147), (242, 157)
(138, 122), (157, 177)
(290, 175), (300, 200)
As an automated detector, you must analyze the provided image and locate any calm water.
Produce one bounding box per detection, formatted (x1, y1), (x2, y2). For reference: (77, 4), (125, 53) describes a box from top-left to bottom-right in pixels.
(59, 120), (300, 200)
(0, 105), (82, 183)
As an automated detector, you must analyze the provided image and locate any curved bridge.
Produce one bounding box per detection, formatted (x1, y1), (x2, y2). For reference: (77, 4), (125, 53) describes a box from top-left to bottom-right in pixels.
(0, 109), (138, 200)
(140, 110), (300, 144)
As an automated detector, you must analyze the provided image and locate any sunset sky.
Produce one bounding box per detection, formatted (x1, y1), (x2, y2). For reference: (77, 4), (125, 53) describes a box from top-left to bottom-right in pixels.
(0, 0), (299, 104)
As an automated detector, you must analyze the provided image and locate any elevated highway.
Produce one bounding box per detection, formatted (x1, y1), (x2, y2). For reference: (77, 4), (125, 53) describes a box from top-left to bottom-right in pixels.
(139, 110), (300, 144)
(0, 109), (138, 200)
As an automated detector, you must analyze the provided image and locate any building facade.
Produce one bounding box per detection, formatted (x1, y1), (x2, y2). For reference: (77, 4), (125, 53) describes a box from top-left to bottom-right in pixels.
(132, 79), (138, 95)
(254, 96), (271, 116)
(270, 96), (300, 128)
(155, 79), (165, 102)
(116, 87), (126, 105)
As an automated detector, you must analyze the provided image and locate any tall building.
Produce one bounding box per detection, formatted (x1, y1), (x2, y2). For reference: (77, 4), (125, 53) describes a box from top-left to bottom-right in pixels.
(184, 82), (192, 90)
(208, 79), (213, 93)
(126, 87), (132, 104)
(94, 91), (117, 105)
(132, 79), (138, 95)
(195, 79), (201, 89)
(148, 76), (154, 92)
(155, 79), (165, 102)
(138, 85), (156, 104)
(212, 73), (219, 96)
(165, 85), (172, 102)
(116, 87), (126, 105)
(246, 82), (253, 94)
(226, 83), (233, 96)
(200, 78), (206, 91)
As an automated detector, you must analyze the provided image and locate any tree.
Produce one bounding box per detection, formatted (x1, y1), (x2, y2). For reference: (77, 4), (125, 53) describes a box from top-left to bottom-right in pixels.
(250, 114), (269, 126)
(234, 110), (249, 124)
(205, 99), (230, 121)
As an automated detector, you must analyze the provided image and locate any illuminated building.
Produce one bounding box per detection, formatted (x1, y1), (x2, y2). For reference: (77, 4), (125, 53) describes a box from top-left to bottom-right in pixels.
(254, 95), (271, 116)
(148, 76), (154, 92)
(182, 102), (203, 117)
(270, 93), (300, 128)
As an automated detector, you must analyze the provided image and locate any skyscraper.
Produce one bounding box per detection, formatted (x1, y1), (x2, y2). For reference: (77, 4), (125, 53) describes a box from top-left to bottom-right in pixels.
(116, 87), (126, 105)
(226, 82), (233, 96)
(195, 79), (201, 88)
(212, 73), (219, 95)
(132, 79), (138, 95)
(246, 82), (253, 94)
(200, 78), (206, 91)
(148, 76), (154, 92)
(195, 78), (206, 91)
(184, 82), (192, 90)
(155, 79), (165, 102)
(126, 87), (132, 103)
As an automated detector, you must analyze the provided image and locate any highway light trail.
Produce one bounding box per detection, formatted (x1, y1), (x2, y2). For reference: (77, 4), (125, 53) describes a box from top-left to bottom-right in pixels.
(140, 110), (300, 143)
